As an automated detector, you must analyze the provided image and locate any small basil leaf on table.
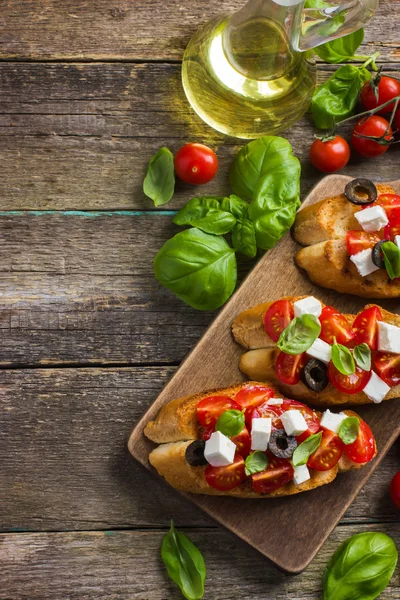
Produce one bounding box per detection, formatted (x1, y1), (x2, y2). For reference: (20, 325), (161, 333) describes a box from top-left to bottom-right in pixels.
(381, 241), (400, 279)
(216, 409), (245, 438)
(354, 343), (372, 371)
(312, 29), (365, 64)
(292, 432), (322, 467)
(245, 451), (269, 476)
(331, 341), (355, 375)
(232, 218), (257, 258)
(161, 520), (206, 600)
(154, 228), (237, 311)
(277, 314), (321, 355)
(143, 147), (175, 206)
(220, 194), (249, 220)
(322, 532), (398, 600)
(173, 196), (236, 235)
(338, 417), (360, 445)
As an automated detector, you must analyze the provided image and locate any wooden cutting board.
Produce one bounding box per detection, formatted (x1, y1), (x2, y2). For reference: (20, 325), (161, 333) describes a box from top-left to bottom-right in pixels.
(128, 174), (400, 574)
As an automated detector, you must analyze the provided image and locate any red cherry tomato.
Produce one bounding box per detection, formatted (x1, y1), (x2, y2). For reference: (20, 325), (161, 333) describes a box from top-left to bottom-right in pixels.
(276, 351), (307, 386)
(346, 231), (382, 256)
(360, 76), (400, 114)
(390, 472), (400, 509)
(384, 209), (400, 240)
(352, 115), (393, 158)
(235, 385), (274, 416)
(251, 403), (284, 430)
(344, 419), (376, 464)
(201, 426), (214, 440)
(307, 429), (344, 471)
(264, 299), (294, 342)
(310, 135), (350, 173)
(319, 306), (354, 346)
(281, 399), (320, 443)
(231, 427), (252, 458)
(251, 453), (294, 494)
(373, 352), (400, 387)
(174, 143), (218, 185)
(328, 363), (371, 395)
(374, 194), (400, 221)
(197, 396), (240, 428)
(352, 306), (383, 350)
(205, 453), (246, 491)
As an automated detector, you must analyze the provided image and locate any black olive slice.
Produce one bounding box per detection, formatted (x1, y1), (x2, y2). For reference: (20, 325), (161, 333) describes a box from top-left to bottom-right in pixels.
(268, 429), (297, 460)
(185, 440), (207, 466)
(301, 358), (329, 392)
(345, 178), (378, 206)
(372, 240), (386, 269)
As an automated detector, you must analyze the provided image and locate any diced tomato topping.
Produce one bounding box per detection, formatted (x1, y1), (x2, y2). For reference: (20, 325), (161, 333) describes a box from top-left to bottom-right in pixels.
(319, 306), (354, 346)
(373, 194), (400, 221)
(373, 352), (400, 387)
(264, 299), (294, 342)
(307, 429), (344, 471)
(276, 351), (307, 385)
(251, 403), (284, 430)
(197, 396), (240, 428)
(344, 419), (376, 464)
(201, 426), (214, 440)
(282, 399), (321, 443)
(328, 363), (371, 395)
(346, 230), (382, 256)
(384, 209), (400, 241)
(235, 385), (274, 424)
(251, 452), (294, 494)
(231, 427), (252, 458)
(205, 453), (246, 491)
(351, 306), (382, 350)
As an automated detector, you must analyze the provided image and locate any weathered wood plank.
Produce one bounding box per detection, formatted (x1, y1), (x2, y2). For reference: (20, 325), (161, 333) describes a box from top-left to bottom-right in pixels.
(0, 0), (398, 61)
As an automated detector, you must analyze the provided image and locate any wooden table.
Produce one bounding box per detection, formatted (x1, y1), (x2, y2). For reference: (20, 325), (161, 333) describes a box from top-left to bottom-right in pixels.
(0, 1), (399, 598)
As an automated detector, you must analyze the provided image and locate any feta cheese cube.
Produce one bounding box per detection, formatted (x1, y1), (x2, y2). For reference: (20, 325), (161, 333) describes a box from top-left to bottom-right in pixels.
(294, 296), (323, 318)
(320, 409), (348, 434)
(350, 248), (380, 277)
(266, 398), (283, 406)
(293, 464), (311, 486)
(306, 338), (332, 364)
(378, 321), (400, 353)
(251, 418), (272, 451)
(204, 431), (236, 467)
(355, 205), (389, 232)
(363, 371), (390, 404)
(280, 410), (308, 437)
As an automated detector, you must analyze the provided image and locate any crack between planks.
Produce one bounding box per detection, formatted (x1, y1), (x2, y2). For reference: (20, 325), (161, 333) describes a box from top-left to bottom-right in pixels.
(0, 361), (180, 370)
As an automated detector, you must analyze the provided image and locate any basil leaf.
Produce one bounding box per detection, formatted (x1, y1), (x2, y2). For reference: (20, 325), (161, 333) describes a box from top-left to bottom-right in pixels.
(245, 451), (269, 476)
(292, 432), (322, 467)
(322, 532), (398, 600)
(381, 241), (400, 279)
(154, 228), (237, 311)
(220, 195), (249, 220)
(313, 29), (364, 64)
(161, 520), (206, 600)
(338, 417), (360, 445)
(216, 409), (245, 438)
(173, 197), (236, 235)
(232, 218), (257, 258)
(354, 343), (372, 372)
(277, 314), (321, 355)
(331, 342), (355, 376)
(143, 147), (175, 206)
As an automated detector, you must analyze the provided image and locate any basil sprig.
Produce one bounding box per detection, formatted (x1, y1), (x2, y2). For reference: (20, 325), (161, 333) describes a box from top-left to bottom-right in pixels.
(143, 147), (175, 206)
(277, 314), (321, 355)
(292, 432), (323, 467)
(161, 520), (206, 600)
(331, 340), (355, 376)
(245, 451), (269, 476)
(338, 417), (360, 445)
(215, 409), (245, 438)
(354, 343), (371, 372)
(381, 241), (400, 280)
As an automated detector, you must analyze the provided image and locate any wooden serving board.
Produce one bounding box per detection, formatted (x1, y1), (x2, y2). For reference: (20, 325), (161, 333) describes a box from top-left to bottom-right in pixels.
(128, 174), (400, 574)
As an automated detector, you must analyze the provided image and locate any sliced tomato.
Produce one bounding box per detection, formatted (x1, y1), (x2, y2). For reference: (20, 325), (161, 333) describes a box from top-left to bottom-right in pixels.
(251, 453), (294, 494)
(264, 299), (294, 342)
(235, 385), (274, 423)
(374, 194), (400, 220)
(328, 363), (371, 395)
(197, 396), (240, 428)
(344, 419), (376, 464)
(201, 426), (214, 440)
(250, 403), (283, 430)
(282, 399), (320, 443)
(384, 208), (400, 240)
(276, 351), (307, 385)
(373, 352), (400, 387)
(346, 231), (382, 256)
(307, 429), (344, 471)
(352, 306), (383, 350)
(319, 306), (354, 346)
(205, 453), (246, 491)
(231, 427), (251, 458)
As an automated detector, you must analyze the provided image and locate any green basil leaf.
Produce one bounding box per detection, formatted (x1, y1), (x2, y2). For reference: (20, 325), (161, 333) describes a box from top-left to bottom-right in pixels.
(338, 417), (360, 445)
(143, 147), (175, 206)
(331, 341), (355, 376)
(354, 343), (372, 371)
(154, 228), (237, 311)
(313, 29), (364, 64)
(277, 314), (321, 355)
(216, 409), (245, 438)
(245, 450), (269, 476)
(173, 196), (236, 235)
(161, 520), (206, 600)
(381, 241), (400, 279)
(292, 432), (322, 467)
(322, 532), (398, 600)
(232, 218), (257, 258)
(220, 195), (249, 220)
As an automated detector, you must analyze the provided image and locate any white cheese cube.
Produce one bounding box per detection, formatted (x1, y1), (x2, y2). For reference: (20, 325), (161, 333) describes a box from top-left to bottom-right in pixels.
(280, 410), (308, 437)
(267, 398), (284, 406)
(251, 418), (272, 451)
(306, 338), (332, 364)
(355, 205), (388, 232)
(320, 409), (348, 434)
(294, 296), (323, 318)
(378, 321), (400, 353)
(204, 431), (236, 467)
(293, 464), (311, 486)
(350, 248), (380, 277)
(363, 371), (390, 404)
(395, 235), (400, 250)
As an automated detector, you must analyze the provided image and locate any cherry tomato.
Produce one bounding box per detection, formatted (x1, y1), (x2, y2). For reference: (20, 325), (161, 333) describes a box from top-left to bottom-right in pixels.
(251, 453), (294, 494)
(235, 385), (274, 421)
(205, 453), (246, 491)
(310, 135), (350, 173)
(201, 426), (214, 440)
(174, 143), (218, 185)
(352, 115), (393, 158)
(373, 352), (400, 387)
(319, 306), (354, 346)
(360, 76), (400, 115)
(390, 472), (400, 509)
(281, 399), (320, 443)
(307, 429), (344, 471)
(276, 351), (307, 386)
(264, 299), (294, 342)
(197, 396), (240, 428)
(231, 427), (252, 458)
(352, 306), (383, 350)
(344, 419), (376, 464)
(374, 194), (400, 221)
(251, 403), (283, 430)
(346, 231), (382, 256)
(384, 209), (400, 240)
(328, 363), (371, 395)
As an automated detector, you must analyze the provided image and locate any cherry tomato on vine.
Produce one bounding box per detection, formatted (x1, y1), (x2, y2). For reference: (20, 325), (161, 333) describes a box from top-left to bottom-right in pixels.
(352, 115), (393, 158)
(174, 143), (218, 185)
(310, 135), (350, 173)
(360, 76), (400, 114)
(390, 472), (400, 509)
